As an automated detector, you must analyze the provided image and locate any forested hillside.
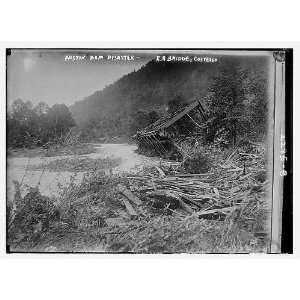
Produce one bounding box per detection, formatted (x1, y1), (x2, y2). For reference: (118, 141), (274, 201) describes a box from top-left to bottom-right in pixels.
(69, 59), (218, 139)
(70, 56), (269, 141)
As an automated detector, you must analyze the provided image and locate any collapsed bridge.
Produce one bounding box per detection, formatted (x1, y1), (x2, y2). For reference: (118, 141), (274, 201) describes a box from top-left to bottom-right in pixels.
(134, 99), (208, 159)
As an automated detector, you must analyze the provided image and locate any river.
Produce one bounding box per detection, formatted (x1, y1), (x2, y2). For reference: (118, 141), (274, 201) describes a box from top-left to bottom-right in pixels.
(7, 143), (161, 201)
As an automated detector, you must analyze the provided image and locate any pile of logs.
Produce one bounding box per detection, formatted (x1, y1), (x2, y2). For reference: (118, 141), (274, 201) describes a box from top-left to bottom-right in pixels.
(122, 145), (268, 219)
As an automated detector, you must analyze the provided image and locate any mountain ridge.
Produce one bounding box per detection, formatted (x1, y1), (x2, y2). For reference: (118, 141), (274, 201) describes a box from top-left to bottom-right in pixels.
(69, 56), (269, 138)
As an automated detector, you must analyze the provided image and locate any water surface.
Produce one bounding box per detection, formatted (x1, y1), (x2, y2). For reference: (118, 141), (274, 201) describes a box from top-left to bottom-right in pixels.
(7, 143), (161, 200)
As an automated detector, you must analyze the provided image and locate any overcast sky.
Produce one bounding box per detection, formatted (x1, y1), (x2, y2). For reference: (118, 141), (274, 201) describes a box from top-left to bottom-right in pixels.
(7, 50), (151, 107)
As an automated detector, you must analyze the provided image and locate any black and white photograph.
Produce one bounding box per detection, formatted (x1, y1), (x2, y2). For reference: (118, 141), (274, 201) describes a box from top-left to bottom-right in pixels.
(5, 48), (292, 253)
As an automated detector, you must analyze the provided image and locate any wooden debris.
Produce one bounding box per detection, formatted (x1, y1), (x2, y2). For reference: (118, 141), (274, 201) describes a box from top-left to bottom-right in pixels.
(105, 217), (126, 227)
(196, 206), (239, 217)
(117, 184), (142, 206)
(72, 192), (100, 205)
(127, 143), (266, 220)
(155, 166), (166, 178)
(116, 210), (129, 219)
(120, 196), (138, 218)
(148, 191), (181, 210)
(176, 196), (195, 214)
(173, 173), (214, 177)
(213, 187), (220, 199)
(225, 147), (239, 162)
(163, 191), (195, 213)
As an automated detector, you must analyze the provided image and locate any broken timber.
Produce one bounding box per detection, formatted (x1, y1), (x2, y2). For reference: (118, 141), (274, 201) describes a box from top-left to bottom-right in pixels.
(134, 99), (207, 158)
(137, 99), (207, 137)
(121, 197), (138, 218)
(117, 184), (142, 206)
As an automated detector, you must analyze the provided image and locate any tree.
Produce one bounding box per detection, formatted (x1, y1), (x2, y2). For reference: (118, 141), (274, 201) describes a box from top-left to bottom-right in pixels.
(129, 110), (160, 135)
(148, 111), (159, 124)
(167, 95), (185, 113)
(34, 101), (49, 116)
(205, 62), (250, 145)
(46, 104), (75, 139)
(243, 70), (268, 138)
(7, 99), (39, 147)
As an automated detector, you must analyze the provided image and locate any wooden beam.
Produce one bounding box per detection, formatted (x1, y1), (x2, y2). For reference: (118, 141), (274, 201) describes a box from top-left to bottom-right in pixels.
(120, 196), (138, 218)
(117, 184), (142, 206)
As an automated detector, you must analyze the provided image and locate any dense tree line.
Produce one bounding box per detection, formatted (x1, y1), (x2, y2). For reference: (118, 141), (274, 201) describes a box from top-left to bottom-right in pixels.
(7, 99), (75, 148)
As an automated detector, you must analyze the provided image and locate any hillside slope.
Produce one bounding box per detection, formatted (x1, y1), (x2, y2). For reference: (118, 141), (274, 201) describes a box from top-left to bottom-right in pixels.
(69, 56), (268, 138)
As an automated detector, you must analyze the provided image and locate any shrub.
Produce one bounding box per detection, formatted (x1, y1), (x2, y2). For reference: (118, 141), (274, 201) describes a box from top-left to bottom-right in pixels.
(8, 187), (60, 249)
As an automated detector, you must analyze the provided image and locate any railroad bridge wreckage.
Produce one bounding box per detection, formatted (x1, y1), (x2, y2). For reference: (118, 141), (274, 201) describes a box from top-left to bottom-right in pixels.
(134, 100), (208, 160)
